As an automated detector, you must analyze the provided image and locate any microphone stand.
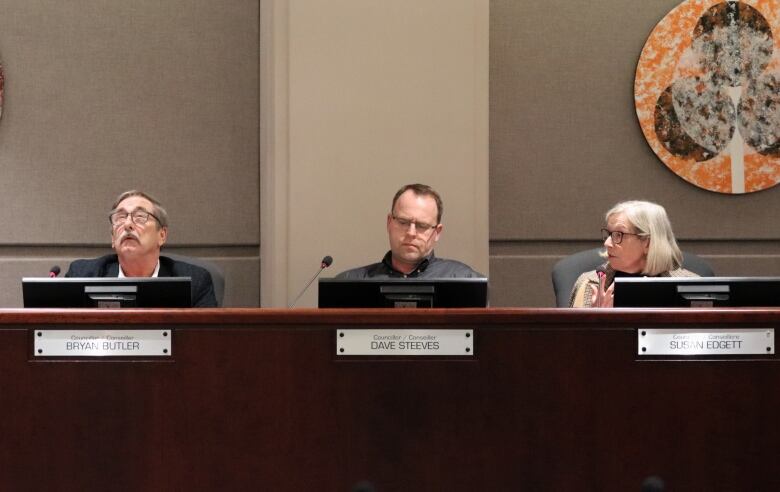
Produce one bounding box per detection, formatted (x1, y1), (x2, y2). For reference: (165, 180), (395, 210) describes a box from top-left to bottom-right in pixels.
(289, 257), (332, 308)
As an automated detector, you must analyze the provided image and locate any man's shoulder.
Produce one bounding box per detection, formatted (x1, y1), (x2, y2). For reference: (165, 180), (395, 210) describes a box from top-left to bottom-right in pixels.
(65, 254), (118, 277)
(336, 253), (484, 279)
(335, 262), (385, 279)
(426, 257), (484, 278)
(160, 255), (218, 307)
(160, 256), (212, 279)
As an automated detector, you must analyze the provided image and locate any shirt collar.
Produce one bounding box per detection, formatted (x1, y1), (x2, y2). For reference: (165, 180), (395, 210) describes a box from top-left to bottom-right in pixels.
(381, 250), (435, 277)
(118, 259), (161, 278)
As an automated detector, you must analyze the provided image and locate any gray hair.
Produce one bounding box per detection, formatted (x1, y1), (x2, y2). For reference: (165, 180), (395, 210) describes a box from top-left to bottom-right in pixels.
(604, 200), (682, 275)
(110, 190), (169, 229)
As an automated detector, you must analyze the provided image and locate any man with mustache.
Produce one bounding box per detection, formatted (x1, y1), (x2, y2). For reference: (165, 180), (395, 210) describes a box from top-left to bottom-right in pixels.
(336, 183), (483, 279)
(65, 190), (217, 307)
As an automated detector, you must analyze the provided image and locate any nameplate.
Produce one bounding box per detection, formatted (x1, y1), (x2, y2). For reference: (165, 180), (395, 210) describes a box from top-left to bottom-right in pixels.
(34, 330), (171, 357)
(337, 329), (473, 356)
(638, 328), (774, 356)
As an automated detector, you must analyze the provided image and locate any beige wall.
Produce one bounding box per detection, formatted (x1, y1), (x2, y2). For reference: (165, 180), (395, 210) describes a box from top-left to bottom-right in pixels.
(261, 0), (489, 307)
(490, 0), (780, 306)
(0, 0), (260, 306)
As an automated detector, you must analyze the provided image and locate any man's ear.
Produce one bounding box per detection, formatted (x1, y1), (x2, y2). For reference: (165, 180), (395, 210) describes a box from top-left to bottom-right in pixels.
(433, 223), (443, 243)
(158, 226), (168, 247)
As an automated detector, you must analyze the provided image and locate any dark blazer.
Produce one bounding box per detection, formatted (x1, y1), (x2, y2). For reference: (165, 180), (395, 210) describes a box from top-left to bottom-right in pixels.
(65, 254), (218, 307)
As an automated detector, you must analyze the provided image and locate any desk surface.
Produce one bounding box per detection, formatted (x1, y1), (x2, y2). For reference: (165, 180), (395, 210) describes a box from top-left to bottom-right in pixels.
(4, 306), (780, 324)
(0, 308), (777, 491)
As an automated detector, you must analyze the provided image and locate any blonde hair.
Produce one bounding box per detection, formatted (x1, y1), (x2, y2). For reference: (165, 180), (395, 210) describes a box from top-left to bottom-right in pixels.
(603, 200), (682, 275)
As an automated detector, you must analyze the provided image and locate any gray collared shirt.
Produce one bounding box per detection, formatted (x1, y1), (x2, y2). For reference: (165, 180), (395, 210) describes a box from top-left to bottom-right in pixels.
(336, 251), (484, 279)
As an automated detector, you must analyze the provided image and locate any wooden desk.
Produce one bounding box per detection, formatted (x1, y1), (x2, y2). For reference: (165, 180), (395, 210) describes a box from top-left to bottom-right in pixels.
(1, 308), (778, 491)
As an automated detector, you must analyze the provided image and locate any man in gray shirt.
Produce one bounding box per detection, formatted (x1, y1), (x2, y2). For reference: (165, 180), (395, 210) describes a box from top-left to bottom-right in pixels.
(336, 183), (483, 279)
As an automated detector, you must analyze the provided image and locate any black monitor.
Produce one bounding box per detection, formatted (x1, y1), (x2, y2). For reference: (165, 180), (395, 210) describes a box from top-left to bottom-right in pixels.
(22, 277), (192, 308)
(318, 277), (488, 308)
(614, 277), (780, 307)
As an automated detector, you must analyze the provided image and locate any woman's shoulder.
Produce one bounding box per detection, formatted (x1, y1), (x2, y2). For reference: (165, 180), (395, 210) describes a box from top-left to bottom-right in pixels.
(569, 268), (605, 307)
(665, 267), (699, 278)
(573, 269), (600, 285)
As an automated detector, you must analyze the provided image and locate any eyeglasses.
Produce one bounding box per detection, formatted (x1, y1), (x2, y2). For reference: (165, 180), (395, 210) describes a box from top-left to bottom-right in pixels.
(601, 228), (645, 245)
(109, 209), (160, 227)
(391, 214), (438, 235)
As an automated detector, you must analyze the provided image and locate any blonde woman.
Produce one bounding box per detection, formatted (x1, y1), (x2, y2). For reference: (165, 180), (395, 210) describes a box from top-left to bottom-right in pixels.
(569, 200), (697, 308)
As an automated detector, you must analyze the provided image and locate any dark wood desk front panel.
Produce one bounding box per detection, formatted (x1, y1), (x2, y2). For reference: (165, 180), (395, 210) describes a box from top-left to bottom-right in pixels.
(0, 308), (777, 491)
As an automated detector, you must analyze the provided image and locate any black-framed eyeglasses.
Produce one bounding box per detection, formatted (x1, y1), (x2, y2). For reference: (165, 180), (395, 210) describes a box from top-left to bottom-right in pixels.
(601, 228), (645, 245)
(391, 214), (438, 235)
(109, 209), (160, 227)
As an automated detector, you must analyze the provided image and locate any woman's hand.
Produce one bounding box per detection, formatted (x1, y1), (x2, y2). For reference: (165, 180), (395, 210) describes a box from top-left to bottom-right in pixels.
(590, 271), (614, 308)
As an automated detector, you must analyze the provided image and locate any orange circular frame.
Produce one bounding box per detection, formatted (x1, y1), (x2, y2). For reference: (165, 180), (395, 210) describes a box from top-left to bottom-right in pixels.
(635, 0), (780, 194)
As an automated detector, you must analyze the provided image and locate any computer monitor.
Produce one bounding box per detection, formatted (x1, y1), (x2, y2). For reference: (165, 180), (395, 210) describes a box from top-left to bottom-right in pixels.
(318, 278), (488, 308)
(614, 276), (780, 307)
(22, 277), (192, 308)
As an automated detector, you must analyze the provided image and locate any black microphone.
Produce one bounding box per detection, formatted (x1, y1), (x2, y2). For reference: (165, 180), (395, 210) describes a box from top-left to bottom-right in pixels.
(596, 264), (612, 287)
(49, 266), (61, 278)
(289, 255), (333, 308)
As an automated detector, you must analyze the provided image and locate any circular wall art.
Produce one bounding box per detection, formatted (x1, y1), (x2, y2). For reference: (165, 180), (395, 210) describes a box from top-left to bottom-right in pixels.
(635, 0), (780, 194)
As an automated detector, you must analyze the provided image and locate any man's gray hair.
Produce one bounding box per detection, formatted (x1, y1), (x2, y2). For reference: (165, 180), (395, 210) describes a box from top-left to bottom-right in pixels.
(111, 190), (169, 228)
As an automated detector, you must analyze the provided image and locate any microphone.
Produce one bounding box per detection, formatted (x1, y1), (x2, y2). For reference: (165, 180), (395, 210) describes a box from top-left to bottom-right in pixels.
(49, 266), (61, 278)
(596, 265), (611, 287)
(288, 255), (333, 308)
